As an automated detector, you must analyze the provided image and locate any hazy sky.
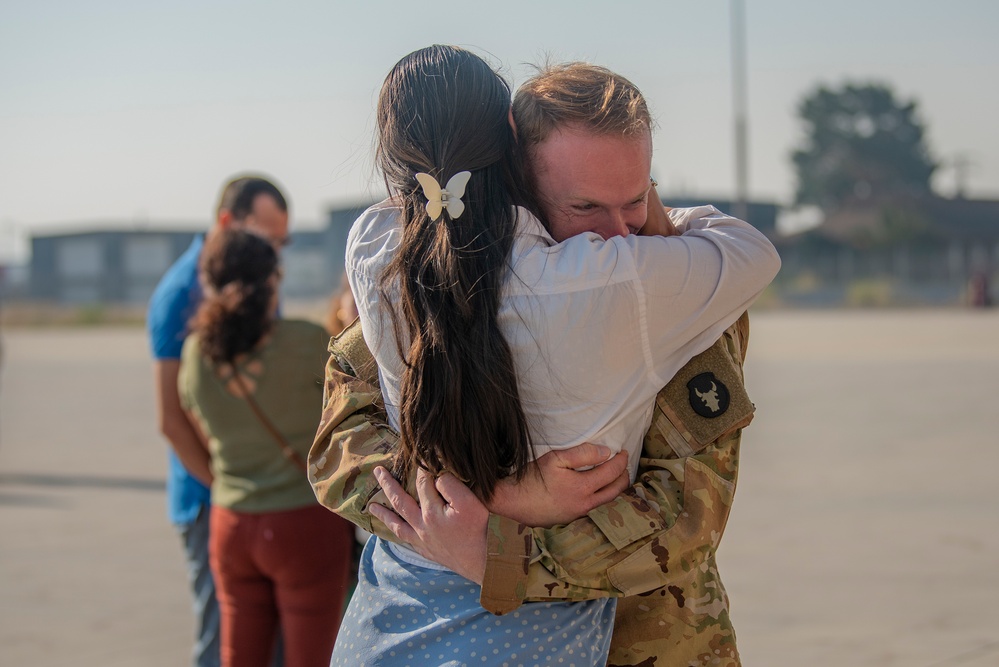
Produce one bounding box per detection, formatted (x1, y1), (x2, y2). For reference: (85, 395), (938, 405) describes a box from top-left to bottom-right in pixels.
(2, 0), (997, 262)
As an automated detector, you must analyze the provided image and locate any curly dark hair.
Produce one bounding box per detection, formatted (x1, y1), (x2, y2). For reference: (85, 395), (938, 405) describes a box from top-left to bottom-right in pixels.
(191, 228), (279, 365)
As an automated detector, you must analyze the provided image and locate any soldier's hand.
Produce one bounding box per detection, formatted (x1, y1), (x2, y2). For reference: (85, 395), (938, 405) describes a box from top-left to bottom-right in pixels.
(369, 466), (488, 584)
(486, 444), (630, 528)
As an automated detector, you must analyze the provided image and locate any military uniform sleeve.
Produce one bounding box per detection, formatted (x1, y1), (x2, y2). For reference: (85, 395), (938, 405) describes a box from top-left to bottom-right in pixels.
(480, 314), (751, 611)
(308, 325), (406, 544)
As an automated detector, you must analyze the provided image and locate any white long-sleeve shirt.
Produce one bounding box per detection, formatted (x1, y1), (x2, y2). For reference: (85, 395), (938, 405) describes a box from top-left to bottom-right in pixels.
(346, 202), (780, 482)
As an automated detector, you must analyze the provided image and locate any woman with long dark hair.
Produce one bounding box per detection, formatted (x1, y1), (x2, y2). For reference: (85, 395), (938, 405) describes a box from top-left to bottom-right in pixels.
(179, 228), (354, 667)
(334, 45), (779, 665)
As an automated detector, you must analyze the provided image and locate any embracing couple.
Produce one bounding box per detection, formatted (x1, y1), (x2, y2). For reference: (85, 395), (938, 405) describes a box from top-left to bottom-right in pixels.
(311, 45), (779, 667)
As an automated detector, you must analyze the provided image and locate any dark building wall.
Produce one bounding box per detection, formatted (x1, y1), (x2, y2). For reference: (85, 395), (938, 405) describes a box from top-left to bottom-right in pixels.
(29, 230), (196, 304)
(29, 236), (57, 300)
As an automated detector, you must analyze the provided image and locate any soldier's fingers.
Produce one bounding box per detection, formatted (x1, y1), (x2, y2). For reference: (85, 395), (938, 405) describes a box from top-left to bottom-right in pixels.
(416, 468), (447, 516)
(369, 502), (420, 545)
(374, 467), (423, 529)
(546, 443), (612, 471)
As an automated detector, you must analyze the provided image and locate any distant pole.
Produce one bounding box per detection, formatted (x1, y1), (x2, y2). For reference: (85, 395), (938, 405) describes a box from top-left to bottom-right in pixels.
(951, 153), (973, 199)
(730, 0), (749, 222)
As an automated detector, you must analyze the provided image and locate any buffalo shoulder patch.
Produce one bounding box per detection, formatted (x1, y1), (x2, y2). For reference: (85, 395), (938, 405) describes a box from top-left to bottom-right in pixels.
(652, 331), (754, 457)
(686, 372), (730, 418)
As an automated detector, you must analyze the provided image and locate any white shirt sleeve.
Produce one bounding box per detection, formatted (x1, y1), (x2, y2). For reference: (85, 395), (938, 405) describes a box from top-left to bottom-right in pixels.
(623, 205), (780, 387)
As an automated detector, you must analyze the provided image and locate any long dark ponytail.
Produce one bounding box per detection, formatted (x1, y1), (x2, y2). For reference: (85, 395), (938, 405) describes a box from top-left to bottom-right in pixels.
(376, 45), (534, 501)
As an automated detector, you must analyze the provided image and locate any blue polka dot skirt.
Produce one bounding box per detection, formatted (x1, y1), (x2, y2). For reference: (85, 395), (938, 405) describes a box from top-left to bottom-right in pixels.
(331, 536), (616, 666)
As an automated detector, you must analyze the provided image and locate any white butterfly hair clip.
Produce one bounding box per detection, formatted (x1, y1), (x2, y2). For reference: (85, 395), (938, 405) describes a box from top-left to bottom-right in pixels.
(415, 171), (472, 221)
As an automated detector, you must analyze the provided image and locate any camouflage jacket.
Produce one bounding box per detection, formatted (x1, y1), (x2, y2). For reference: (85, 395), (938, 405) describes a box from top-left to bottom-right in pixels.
(310, 314), (753, 667)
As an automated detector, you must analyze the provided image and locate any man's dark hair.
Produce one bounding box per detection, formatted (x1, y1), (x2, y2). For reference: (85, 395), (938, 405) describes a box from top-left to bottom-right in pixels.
(215, 176), (288, 221)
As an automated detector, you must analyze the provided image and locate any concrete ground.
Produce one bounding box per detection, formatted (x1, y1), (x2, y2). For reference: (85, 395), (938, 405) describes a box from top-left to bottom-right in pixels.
(1, 310), (997, 666)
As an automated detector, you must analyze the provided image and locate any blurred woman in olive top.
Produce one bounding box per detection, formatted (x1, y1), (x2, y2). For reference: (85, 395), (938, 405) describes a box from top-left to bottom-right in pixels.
(179, 228), (353, 667)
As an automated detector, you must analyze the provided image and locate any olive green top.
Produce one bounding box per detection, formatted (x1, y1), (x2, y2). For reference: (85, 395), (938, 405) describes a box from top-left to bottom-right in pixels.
(180, 319), (328, 513)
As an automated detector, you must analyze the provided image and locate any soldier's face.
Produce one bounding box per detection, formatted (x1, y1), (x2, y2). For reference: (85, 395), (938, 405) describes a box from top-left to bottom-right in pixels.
(530, 125), (653, 243)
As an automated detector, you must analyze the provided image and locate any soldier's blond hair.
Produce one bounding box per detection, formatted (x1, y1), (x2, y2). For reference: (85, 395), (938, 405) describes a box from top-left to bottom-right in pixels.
(513, 62), (652, 151)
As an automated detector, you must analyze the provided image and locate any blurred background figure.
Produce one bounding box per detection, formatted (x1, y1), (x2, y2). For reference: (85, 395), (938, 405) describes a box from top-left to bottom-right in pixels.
(147, 175), (290, 667)
(180, 228), (354, 667)
(968, 270), (993, 308)
(323, 278), (358, 337)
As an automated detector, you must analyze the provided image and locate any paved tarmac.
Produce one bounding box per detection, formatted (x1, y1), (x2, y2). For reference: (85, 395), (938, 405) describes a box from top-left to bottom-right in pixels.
(1, 310), (998, 666)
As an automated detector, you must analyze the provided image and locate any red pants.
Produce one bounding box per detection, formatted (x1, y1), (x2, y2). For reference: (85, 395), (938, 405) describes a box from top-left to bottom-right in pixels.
(209, 504), (354, 667)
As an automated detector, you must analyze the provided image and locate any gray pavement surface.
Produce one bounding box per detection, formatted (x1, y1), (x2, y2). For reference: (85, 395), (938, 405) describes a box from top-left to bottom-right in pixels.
(1, 310), (998, 666)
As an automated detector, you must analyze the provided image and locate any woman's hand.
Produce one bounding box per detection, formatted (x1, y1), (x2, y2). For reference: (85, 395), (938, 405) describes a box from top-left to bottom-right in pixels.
(639, 182), (678, 237)
(369, 467), (489, 584)
(486, 444), (630, 528)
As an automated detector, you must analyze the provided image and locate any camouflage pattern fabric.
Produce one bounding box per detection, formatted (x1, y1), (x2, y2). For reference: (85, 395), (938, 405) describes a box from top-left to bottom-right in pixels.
(309, 330), (405, 546)
(310, 314), (753, 667)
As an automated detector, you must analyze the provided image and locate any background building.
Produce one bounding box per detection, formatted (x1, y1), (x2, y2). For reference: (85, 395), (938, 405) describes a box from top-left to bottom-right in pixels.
(24, 202), (372, 305)
(776, 195), (999, 306)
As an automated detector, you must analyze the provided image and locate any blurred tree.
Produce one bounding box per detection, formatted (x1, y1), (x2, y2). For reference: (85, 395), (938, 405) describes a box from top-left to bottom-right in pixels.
(792, 82), (937, 211)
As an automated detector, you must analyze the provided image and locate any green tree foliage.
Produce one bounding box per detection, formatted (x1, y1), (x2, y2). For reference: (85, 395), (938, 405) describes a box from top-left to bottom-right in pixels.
(792, 82), (937, 210)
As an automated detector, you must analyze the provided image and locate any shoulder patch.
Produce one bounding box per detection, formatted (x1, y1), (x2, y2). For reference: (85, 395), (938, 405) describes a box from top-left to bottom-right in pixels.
(651, 329), (754, 457)
(686, 372), (730, 418)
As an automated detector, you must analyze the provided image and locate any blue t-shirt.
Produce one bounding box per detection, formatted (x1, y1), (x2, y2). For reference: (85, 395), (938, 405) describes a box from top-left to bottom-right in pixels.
(147, 235), (211, 525)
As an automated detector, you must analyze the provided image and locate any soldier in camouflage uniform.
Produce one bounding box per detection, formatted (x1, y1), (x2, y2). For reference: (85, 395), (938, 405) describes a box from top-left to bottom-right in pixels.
(310, 62), (766, 666)
(311, 311), (753, 667)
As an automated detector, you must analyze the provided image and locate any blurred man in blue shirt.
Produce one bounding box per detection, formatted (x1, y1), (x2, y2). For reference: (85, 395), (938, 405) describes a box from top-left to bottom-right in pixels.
(147, 175), (289, 667)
